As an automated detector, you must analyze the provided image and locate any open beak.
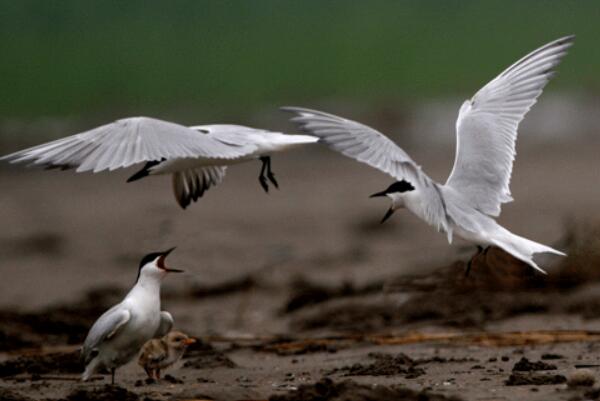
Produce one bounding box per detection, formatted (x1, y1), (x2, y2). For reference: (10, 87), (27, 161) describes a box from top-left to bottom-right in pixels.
(380, 207), (395, 224)
(370, 190), (388, 198)
(183, 338), (197, 345)
(158, 247), (184, 273)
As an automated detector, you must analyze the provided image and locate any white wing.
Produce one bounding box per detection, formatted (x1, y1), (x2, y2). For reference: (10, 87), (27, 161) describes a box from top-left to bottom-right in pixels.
(1, 117), (257, 174)
(445, 35), (574, 216)
(283, 107), (450, 235)
(81, 306), (130, 364)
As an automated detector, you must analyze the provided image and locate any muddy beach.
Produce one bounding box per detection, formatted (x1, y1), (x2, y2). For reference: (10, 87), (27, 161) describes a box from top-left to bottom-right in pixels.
(2, 143), (600, 400)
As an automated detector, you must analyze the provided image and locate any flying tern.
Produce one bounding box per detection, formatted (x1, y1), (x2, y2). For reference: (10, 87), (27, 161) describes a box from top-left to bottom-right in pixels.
(81, 248), (183, 384)
(138, 330), (196, 380)
(284, 36), (574, 274)
(1, 118), (318, 208)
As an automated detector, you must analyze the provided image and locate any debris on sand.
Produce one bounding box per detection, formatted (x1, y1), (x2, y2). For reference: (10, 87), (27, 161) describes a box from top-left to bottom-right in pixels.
(505, 372), (567, 386)
(0, 351), (81, 377)
(326, 353), (425, 379)
(0, 388), (34, 401)
(512, 357), (557, 371)
(269, 377), (464, 401)
(64, 385), (139, 401)
(182, 339), (236, 369)
(567, 369), (595, 387)
(541, 353), (564, 360)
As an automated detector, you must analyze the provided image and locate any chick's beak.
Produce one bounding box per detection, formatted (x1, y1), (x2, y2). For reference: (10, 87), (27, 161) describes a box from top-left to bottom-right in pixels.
(183, 338), (197, 345)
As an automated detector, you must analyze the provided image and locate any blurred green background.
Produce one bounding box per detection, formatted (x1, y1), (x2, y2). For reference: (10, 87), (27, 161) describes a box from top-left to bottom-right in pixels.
(1, 0), (599, 122)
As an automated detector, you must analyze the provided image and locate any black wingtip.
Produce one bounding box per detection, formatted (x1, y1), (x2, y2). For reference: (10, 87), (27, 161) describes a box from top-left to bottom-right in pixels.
(126, 169), (149, 183)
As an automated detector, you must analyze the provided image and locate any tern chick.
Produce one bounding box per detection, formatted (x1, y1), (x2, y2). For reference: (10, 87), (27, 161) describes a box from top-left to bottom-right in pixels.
(138, 331), (196, 380)
(0, 119), (318, 209)
(285, 36), (574, 274)
(81, 248), (183, 384)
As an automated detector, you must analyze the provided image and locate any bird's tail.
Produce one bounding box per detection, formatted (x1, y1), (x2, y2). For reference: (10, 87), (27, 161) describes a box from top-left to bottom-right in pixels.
(81, 358), (99, 381)
(283, 134), (320, 145)
(494, 228), (566, 274)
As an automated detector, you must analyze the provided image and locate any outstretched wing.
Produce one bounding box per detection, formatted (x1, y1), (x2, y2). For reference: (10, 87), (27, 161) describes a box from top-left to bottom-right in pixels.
(1, 117), (257, 173)
(172, 166), (227, 209)
(283, 107), (450, 235)
(81, 306), (130, 364)
(445, 36), (574, 216)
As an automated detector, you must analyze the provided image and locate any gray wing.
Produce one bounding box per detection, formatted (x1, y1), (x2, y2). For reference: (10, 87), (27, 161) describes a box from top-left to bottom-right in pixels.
(172, 166), (227, 209)
(81, 306), (130, 364)
(154, 311), (173, 338)
(1, 117), (257, 173)
(445, 36), (574, 216)
(283, 107), (450, 236)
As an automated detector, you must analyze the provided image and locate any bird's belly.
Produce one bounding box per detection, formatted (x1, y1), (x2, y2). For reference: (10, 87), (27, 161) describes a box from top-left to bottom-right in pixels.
(452, 224), (494, 246)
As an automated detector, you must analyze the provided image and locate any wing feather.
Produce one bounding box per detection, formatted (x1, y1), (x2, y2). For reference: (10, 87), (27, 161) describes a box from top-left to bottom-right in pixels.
(81, 307), (130, 364)
(283, 107), (450, 235)
(445, 36), (574, 216)
(1, 117), (257, 173)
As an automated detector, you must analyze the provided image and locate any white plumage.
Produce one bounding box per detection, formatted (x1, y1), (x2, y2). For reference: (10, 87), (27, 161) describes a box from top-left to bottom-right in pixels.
(81, 248), (182, 383)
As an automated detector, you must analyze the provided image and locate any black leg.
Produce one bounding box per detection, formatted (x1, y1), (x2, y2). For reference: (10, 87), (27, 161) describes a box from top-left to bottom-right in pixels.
(465, 246), (484, 277)
(265, 157), (279, 189)
(258, 157), (269, 193)
(465, 259), (473, 277)
(111, 368), (115, 385)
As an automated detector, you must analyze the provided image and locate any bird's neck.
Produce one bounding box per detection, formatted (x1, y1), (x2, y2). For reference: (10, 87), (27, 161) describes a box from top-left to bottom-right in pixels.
(126, 276), (162, 308)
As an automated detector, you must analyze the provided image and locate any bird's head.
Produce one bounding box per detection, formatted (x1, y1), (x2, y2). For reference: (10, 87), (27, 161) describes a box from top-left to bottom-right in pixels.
(370, 180), (415, 223)
(136, 247), (183, 282)
(165, 331), (196, 350)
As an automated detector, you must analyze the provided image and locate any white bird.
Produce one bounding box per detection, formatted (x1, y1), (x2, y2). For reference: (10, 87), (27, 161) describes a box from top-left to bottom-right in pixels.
(81, 248), (183, 384)
(284, 36), (574, 274)
(138, 330), (196, 380)
(0, 118), (319, 208)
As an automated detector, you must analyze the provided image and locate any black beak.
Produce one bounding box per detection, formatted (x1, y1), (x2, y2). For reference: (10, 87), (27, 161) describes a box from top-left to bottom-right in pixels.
(380, 207), (395, 224)
(161, 247), (176, 257)
(370, 190), (388, 198)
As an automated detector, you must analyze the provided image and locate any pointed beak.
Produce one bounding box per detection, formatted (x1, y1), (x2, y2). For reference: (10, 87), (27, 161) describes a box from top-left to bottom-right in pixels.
(370, 190), (388, 198)
(158, 247), (184, 273)
(183, 338), (197, 345)
(162, 247), (176, 257)
(380, 207), (395, 224)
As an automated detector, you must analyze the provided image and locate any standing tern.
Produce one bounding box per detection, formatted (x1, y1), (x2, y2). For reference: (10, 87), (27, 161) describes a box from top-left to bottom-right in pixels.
(138, 331), (196, 380)
(284, 36), (574, 274)
(0, 118), (318, 208)
(81, 248), (183, 384)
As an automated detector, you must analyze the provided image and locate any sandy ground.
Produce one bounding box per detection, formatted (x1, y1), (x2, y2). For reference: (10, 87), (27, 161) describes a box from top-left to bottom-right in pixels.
(1, 142), (600, 400)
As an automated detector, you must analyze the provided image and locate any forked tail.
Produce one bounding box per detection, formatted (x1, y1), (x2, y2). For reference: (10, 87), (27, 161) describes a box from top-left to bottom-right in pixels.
(81, 357), (99, 381)
(495, 228), (566, 274)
